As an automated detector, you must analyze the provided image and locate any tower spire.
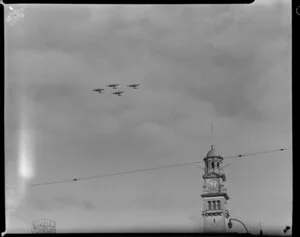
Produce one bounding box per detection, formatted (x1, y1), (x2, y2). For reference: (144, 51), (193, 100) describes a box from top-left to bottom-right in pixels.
(211, 121), (214, 147)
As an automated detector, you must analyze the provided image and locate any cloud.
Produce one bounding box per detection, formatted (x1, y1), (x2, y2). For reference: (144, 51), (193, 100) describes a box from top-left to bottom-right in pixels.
(31, 196), (95, 211)
(5, 3), (291, 198)
(5, 4), (291, 170)
(6, 4), (290, 122)
(81, 200), (95, 210)
(6, 5), (91, 52)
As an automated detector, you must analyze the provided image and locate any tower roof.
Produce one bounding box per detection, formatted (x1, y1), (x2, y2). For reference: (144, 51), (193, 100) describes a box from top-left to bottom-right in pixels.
(205, 145), (223, 159)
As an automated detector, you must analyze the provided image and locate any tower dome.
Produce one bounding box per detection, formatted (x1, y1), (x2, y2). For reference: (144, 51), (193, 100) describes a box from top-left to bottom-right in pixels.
(206, 145), (221, 158)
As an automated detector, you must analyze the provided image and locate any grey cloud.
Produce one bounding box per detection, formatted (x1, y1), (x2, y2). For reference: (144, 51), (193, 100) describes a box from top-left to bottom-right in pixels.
(5, 4), (291, 171)
(6, 5), (91, 52)
(53, 196), (78, 207)
(81, 200), (96, 210)
(53, 197), (96, 210)
(32, 196), (95, 211)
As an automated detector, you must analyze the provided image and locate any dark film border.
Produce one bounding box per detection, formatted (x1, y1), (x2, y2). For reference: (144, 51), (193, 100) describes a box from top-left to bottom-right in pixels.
(3, 0), (255, 4)
(292, 0), (297, 237)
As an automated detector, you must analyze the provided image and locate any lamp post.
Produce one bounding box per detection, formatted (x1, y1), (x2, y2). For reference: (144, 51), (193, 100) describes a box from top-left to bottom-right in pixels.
(283, 226), (291, 235)
(228, 218), (249, 234)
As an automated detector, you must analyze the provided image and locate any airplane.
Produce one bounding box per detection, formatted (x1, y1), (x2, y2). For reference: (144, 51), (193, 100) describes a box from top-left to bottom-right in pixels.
(112, 91), (124, 96)
(127, 84), (140, 89)
(106, 84), (119, 89)
(93, 88), (104, 93)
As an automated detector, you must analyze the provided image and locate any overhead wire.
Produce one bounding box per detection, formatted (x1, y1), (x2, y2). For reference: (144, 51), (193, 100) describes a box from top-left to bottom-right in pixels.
(28, 160), (203, 188)
(223, 147), (291, 159)
(5, 147), (292, 189)
(221, 147), (292, 169)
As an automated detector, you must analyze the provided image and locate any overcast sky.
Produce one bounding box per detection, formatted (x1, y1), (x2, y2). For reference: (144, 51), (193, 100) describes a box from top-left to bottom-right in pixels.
(5, 0), (292, 235)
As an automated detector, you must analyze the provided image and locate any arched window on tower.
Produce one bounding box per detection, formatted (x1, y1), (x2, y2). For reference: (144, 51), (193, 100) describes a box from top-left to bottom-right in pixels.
(213, 201), (216, 210)
(217, 162), (220, 169)
(208, 201), (212, 210)
(212, 162), (215, 169)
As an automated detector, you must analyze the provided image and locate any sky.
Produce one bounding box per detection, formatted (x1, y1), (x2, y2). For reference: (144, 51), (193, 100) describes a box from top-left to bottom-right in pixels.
(5, 0), (292, 235)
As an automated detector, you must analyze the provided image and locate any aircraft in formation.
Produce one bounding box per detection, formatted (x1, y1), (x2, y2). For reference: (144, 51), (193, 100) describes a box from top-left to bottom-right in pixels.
(93, 83), (140, 96)
(93, 88), (104, 93)
(127, 84), (140, 89)
(112, 91), (124, 96)
(106, 84), (119, 89)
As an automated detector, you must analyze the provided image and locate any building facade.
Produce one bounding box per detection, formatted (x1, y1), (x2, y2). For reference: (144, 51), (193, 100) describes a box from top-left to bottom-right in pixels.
(201, 145), (230, 233)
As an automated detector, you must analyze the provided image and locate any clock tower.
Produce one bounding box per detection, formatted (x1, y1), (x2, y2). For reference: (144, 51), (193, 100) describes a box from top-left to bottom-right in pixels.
(201, 145), (230, 233)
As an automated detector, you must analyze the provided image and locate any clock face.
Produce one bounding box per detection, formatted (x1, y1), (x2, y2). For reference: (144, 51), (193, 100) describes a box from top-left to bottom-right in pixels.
(209, 179), (219, 190)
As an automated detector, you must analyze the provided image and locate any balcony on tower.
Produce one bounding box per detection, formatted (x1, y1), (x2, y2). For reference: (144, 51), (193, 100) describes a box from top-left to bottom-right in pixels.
(202, 186), (228, 194)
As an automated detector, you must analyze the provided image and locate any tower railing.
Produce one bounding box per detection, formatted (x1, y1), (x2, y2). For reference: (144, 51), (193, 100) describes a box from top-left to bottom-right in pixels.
(203, 187), (227, 194)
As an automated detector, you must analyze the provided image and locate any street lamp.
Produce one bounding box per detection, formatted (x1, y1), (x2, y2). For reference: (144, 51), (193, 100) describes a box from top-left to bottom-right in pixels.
(228, 218), (249, 233)
(283, 226), (291, 234)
